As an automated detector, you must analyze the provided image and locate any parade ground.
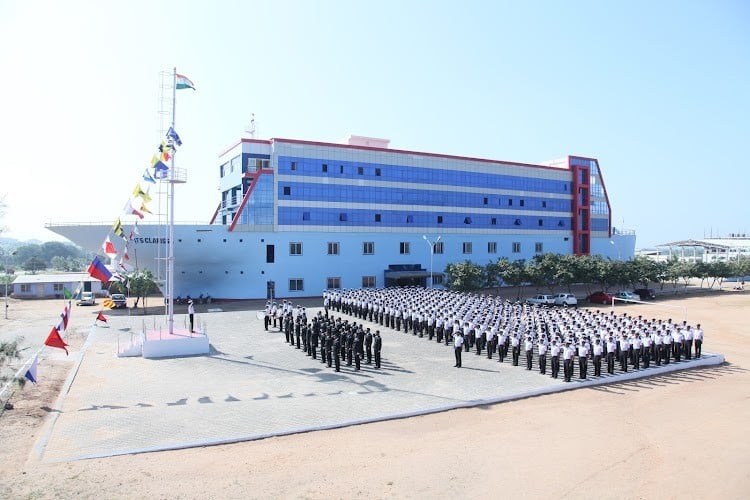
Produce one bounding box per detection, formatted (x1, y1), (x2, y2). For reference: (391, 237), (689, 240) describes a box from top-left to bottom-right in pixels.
(1, 290), (748, 498)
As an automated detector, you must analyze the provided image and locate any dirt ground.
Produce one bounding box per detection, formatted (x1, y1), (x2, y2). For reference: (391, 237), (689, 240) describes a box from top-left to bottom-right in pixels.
(0, 290), (748, 499)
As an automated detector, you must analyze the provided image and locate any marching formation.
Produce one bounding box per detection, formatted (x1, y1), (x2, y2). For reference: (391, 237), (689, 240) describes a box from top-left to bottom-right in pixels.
(264, 301), (382, 372)
(319, 287), (705, 382)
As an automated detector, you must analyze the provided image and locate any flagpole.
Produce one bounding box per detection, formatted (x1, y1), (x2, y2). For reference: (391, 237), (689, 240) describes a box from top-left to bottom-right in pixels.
(167, 67), (177, 335)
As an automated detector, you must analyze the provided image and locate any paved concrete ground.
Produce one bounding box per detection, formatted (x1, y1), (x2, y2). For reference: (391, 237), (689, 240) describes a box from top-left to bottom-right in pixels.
(34, 305), (723, 463)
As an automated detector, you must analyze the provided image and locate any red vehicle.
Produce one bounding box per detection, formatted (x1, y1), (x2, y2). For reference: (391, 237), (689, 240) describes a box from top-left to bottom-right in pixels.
(586, 291), (615, 304)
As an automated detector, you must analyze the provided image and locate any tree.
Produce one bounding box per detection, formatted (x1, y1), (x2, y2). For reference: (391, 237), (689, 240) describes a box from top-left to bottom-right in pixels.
(485, 257), (511, 291)
(502, 259), (528, 300)
(128, 270), (159, 313)
(51, 255), (68, 271)
(22, 256), (46, 274)
(444, 260), (484, 292)
(707, 260), (732, 289)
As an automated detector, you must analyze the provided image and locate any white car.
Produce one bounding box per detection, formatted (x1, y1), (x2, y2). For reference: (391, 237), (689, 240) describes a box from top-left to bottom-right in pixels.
(77, 291), (96, 306)
(615, 291), (639, 302)
(526, 294), (556, 306)
(553, 293), (578, 307)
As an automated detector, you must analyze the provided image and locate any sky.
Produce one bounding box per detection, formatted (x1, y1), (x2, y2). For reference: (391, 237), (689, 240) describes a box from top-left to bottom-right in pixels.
(0, 0), (748, 249)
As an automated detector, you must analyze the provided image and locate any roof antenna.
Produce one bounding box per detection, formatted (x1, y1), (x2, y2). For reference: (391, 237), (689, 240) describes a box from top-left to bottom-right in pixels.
(245, 113), (256, 139)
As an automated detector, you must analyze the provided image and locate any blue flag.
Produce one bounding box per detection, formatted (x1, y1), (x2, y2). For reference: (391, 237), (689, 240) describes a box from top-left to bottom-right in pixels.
(25, 355), (38, 384)
(87, 256), (112, 283)
(167, 126), (182, 146)
(142, 168), (156, 184)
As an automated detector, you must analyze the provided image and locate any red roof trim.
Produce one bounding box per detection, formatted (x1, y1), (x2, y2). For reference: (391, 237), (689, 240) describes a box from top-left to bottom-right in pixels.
(208, 202), (221, 225)
(228, 171), (270, 232)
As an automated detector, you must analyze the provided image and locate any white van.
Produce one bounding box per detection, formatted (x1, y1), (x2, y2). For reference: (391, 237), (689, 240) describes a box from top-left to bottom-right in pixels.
(77, 291), (96, 306)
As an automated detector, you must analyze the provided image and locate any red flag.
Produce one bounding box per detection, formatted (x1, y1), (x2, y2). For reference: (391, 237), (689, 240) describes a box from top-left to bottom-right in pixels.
(56, 304), (69, 332)
(88, 256), (112, 283)
(102, 236), (117, 259)
(44, 326), (69, 355)
(96, 312), (108, 323)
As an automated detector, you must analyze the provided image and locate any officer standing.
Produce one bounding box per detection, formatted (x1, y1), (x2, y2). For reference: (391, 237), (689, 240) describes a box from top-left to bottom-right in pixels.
(295, 317), (302, 349)
(578, 340), (589, 379)
(593, 338), (603, 376)
(511, 334), (520, 366)
(525, 335), (534, 370)
(694, 324), (703, 358)
(364, 328), (373, 364)
(310, 326), (319, 360)
(373, 330), (382, 369)
(333, 333), (342, 372)
(354, 330), (363, 371)
(538, 337), (548, 375)
(619, 334), (629, 372)
(550, 340), (560, 379)
(563, 342), (573, 382)
(346, 329), (354, 366)
(642, 332), (652, 368)
(454, 332), (464, 368)
(325, 332), (333, 367)
(187, 299), (195, 333)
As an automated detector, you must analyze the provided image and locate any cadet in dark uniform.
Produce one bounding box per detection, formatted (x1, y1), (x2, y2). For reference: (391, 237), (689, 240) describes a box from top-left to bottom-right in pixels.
(325, 332), (333, 367)
(354, 330), (364, 371)
(310, 326), (319, 360)
(333, 334), (342, 372)
(283, 313), (291, 344)
(346, 330), (354, 366)
(364, 328), (373, 364)
(373, 330), (382, 369)
(295, 317), (302, 349)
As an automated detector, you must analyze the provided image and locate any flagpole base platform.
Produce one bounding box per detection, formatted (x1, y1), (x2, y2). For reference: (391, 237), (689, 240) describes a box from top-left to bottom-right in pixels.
(140, 328), (209, 359)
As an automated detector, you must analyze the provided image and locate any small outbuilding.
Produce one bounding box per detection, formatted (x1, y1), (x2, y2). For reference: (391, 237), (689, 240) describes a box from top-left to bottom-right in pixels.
(11, 272), (104, 299)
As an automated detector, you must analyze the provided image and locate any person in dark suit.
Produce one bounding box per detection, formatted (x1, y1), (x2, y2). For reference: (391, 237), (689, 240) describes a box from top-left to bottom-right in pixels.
(333, 333), (342, 372)
(354, 330), (364, 371)
(364, 328), (373, 364)
(310, 327), (319, 360)
(373, 331), (382, 369)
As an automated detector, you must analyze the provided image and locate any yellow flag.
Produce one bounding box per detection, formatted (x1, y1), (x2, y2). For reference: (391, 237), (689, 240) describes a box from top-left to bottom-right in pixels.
(133, 184), (152, 204)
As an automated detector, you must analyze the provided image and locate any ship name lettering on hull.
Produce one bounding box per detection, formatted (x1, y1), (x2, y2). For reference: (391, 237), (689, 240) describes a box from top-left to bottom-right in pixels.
(132, 237), (169, 244)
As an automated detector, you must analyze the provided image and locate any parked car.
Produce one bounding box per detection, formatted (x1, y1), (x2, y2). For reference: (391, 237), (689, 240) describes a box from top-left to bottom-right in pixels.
(586, 291), (614, 304)
(526, 294), (555, 306)
(111, 293), (127, 309)
(553, 293), (578, 307)
(633, 288), (656, 300)
(77, 291), (96, 306)
(615, 291), (639, 302)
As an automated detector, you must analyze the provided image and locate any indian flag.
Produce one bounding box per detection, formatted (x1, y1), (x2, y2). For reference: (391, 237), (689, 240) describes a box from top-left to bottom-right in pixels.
(175, 73), (195, 90)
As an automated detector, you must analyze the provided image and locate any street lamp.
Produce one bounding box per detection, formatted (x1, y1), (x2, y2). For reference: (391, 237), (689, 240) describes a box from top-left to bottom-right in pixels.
(422, 235), (441, 288)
